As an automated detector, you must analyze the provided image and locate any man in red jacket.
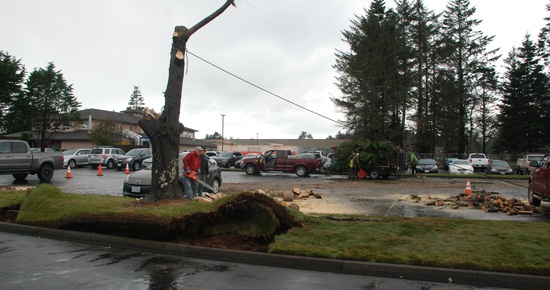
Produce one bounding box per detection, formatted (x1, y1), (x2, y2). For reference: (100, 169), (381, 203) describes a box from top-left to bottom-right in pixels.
(182, 146), (203, 199)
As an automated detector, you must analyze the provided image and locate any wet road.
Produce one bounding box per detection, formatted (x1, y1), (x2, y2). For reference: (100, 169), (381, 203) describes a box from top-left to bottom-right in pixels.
(0, 231), (513, 290)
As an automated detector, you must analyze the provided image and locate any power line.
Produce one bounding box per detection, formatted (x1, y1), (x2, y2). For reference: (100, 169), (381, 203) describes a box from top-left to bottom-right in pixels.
(185, 50), (345, 126)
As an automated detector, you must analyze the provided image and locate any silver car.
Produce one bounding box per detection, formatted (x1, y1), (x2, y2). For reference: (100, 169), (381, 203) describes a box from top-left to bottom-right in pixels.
(122, 154), (222, 198)
(88, 147), (126, 169)
(63, 148), (91, 168)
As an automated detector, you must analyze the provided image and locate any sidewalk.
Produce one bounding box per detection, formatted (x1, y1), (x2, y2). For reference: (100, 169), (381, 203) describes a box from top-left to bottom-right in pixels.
(0, 222), (547, 290)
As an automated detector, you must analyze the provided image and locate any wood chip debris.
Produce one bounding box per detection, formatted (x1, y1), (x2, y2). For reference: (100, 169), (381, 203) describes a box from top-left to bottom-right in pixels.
(414, 192), (543, 215)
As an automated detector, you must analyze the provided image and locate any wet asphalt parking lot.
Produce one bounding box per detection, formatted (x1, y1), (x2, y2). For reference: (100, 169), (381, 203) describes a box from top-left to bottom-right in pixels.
(1, 168), (547, 289)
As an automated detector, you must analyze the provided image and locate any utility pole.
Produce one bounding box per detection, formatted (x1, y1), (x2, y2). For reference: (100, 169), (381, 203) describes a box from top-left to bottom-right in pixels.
(221, 114), (225, 152)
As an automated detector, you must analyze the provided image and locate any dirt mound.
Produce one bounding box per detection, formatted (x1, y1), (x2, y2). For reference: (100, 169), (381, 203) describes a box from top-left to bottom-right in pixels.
(2, 192), (301, 252)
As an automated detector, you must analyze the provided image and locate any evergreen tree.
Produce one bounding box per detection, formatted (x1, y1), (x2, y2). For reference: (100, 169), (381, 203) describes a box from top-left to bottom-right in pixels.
(395, 0), (440, 153)
(496, 35), (550, 153)
(441, 0), (499, 154)
(24, 62), (81, 150)
(298, 131), (313, 139)
(127, 85), (145, 111)
(0, 51), (26, 133)
(333, 0), (410, 145)
(205, 132), (222, 139)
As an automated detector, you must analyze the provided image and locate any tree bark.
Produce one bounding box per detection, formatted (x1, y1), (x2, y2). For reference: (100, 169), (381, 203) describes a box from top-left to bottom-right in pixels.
(138, 0), (236, 202)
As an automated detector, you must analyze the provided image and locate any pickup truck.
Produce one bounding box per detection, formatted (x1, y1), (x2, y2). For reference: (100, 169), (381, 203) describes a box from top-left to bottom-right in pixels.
(516, 154), (545, 175)
(241, 149), (321, 177)
(0, 140), (64, 181)
(468, 153), (490, 172)
(527, 152), (550, 206)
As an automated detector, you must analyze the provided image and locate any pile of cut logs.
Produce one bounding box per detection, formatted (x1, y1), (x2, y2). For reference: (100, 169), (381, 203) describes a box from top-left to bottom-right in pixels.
(419, 192), (542, 215)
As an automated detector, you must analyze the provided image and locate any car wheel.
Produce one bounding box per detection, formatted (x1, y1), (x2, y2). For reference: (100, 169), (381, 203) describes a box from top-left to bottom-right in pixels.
(12, 173), (28, 181)
(369, 169), (380, 180)
(295, 165), (308, 177)
(106, 160), (115, 169)
(37, 164), (54, 181)
(528, 182), (542, 206)
(68, 159), (77, 169)
(132, 162), (140, 171)
(244, 164), (256, 175)
(210, 178), (220, 193)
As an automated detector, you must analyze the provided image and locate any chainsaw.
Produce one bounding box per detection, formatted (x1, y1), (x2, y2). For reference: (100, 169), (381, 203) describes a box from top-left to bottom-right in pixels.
(184, 171), (216, 192)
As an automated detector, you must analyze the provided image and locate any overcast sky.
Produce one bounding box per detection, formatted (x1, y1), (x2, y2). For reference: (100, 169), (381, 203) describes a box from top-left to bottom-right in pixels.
(1, 0), (548, 140)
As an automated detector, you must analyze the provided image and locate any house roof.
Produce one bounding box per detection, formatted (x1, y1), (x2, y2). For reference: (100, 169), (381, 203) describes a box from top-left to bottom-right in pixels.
(78, 108), (198, 132)
(79, 108), (140, 125)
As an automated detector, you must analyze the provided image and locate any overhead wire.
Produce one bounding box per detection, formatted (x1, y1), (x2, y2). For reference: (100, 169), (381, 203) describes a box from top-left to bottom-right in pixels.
(185, 50), (346, 127)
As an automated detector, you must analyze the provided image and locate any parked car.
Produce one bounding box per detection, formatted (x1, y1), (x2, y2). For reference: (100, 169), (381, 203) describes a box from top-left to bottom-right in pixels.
(448, 159), (474, 174)
(115, 148), (152, 171)
(415, 159), (439, 173)
(299, 152), (322, 160)
(242, 149), (321, 177)
(123, 153), (222, 198)
(516, 154), (544, 175)
(468, 153), (490, 172)
(87, 147), (126, 169)
(63, 148), (91, 168)
(0, 140), (63, 182)
(444, 157), (458, 171)
(211, 151), (243, 168)
(205, 151), (218, 157)
(235, 153), (260, 169)
(528, 154), (550, 206)
(485, 160), (513, 175)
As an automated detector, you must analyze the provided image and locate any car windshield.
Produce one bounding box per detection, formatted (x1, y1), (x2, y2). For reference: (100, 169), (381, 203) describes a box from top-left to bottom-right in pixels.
(418, 159), (435, 165)
(528, 155), (544, 161)
(492, 160), (509, 167)
(90, 149), (103, 154)
(452, 160), (470, 165)
(470, 154), (485, 158)
(219, 152), (233, 157)
(63, 149), (77, 155)
(126, 149), (143, 156)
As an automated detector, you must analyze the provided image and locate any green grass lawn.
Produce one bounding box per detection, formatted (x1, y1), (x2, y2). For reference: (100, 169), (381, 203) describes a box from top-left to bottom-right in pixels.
(1, 184), (548, 276)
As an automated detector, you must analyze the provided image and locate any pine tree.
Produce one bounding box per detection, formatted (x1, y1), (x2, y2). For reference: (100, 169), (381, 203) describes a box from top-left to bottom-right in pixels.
(0, 51), (27, 133)
(24, 62), (81, 150)
(496, 35), (550, 153)
(127, 85), (145, 111)
(441, 0), (499, 154)
(333, 0), (410, 145)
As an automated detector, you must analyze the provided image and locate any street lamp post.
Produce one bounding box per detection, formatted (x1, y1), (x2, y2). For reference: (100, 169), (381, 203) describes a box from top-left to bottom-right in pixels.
(221, 114), (225, 152)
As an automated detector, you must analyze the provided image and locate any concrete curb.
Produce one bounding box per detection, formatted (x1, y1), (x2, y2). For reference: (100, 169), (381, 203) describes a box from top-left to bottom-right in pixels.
(0, 222), (547, 289)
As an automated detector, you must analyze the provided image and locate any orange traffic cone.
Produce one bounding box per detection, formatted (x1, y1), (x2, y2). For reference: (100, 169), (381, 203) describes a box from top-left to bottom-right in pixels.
(465, 179), (472, 195)
(65, 165), (73, 179)
(97, 164), (103, 176)
(125, 162), (130, 174)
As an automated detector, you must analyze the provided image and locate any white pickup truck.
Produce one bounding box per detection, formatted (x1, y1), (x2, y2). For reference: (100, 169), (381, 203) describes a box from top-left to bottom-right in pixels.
(0, 140), (64, 181)
(468, 153), (490, 172)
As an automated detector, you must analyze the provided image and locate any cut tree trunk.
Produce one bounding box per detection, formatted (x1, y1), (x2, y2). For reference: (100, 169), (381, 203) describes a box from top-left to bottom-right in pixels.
(138, 0), (237, 203)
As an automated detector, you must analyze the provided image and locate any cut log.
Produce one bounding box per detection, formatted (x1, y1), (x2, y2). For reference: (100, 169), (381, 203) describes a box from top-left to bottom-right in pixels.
(518, 210), (534, 215)
(282, 191), (294, 202)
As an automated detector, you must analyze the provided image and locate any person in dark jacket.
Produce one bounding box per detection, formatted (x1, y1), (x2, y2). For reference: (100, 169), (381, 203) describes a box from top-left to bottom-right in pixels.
(197, 149), (210, 197)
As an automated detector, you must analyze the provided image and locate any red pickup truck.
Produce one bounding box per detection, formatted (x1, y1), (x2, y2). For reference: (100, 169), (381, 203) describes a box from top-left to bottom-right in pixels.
(528, 152), (550, 206)
(241, 149), (321, 177)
